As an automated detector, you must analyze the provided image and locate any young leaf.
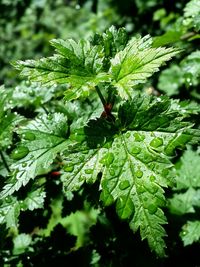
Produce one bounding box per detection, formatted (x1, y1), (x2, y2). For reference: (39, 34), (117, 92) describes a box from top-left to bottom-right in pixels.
(13, 39), (109, 101)
(181, 221), (200, 246)
(62, 94), (200, 256)
(13, 28), (179, 102)
(110, 35), (180, 99)
(0, 113), (69, 199)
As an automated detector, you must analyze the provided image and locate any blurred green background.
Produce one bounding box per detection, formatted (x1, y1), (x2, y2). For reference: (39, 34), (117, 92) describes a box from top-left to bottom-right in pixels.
(1, 1), (200, 266)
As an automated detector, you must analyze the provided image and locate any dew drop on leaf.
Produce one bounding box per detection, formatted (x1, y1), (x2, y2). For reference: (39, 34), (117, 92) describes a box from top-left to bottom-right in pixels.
(150, 137), (163, 148)
(131, 146), (141, 154)
(84, 169), (93, 174)
(79, 156), (84, 161)
(106, 152), (114, 166)
(22, 162), (28, 167)
(64, 165), (74, 172)
(150, 175), (156, 182)
(78, 176), (85, 182)
(135, 169), (143, 178)
(109, 168), (115, 176)
(149, 163), (155, 170)
(125, 132), (131, 138)
(148, 185), (158, 194)
(148, 204), (157, 215)
(134, 133), (145, 142)
(21, 132), (35, 141)
(119, 180), (130, 190)
(137, 185), (145, 194)
(11, 146), (29, 160)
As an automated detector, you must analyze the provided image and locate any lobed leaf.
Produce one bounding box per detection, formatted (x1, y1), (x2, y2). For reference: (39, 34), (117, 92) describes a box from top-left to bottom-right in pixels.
(0, 196), (20, 228)
(62, 94), (200, 256)
(22, 187), (46, 211)
(184, 0), (200, 31)
(13, 39), (109, 101)
(181, 221), (200, 246)
(13, 28), (180, 102)
(168, 188), (200, 215)
(0, 113), (69, 199)
(174, 148), (200, 190)
(110, 35), (180, 99)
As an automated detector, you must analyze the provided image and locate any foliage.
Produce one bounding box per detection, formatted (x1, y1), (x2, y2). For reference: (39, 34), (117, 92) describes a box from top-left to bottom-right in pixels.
(1, 0), (200, 266)
(168, 148), (200, 246)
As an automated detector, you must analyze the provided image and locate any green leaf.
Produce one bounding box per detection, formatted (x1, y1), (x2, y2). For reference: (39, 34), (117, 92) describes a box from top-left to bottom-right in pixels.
(92, 26), (128, 69)
(181, 221), (200, 246)
(0, 113), (23, 149)
(62, 94), (200, 256)
(168, 188), (200, 215)
(152, 31), (182, 47)
(184, 0), (200, 31)
(0, 86), (23, 149)
(11, 81), (57, 109)
(22, 187), (46, 211)
(110, 35), (180, 99)
(0, 196), (20, 228)
(13, 233), (32, 255)
(158, 65), (184, 96)
(174, 148), (200, 190)
(13, 39), (109, 101)
(0, 85), (13, 114)
(0, 113), (69, 199)
(181, 51), (200, 87)
(13, 28), (180, 102)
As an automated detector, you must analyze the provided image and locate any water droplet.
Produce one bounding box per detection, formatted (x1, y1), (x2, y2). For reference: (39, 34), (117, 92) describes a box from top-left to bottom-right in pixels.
(137, 185), (145, 194)
(75, 4), (80, 9)
(162, 169), (169, 177)
(182, 231), (187, 236)
(84, 169), (93, 174)
(105, 153), (114, 166)
(64, 165), (74, 172)
(148, 185), (158, 194)
(101, 152), (114, 167)
(150, 137), (163, 148)
(148, 204), (157, 215)
(11, 146), (29, 160)
(22, 162), (27, 167)
(109, 168), (115, 176)
(29, 90), (35, 97)
(21, 132), (35, 141)
(135, 169), (143, 178)
(149, 163), (155, 170)
(119, 180), (130, 190)
(47, 114), (53, 120)
(150, 175), (156, 182)
(131, 146), (141, 154)
(134, 133), (145, 142)
(79, 156), (84, 161)
(125, 132), (131, 138)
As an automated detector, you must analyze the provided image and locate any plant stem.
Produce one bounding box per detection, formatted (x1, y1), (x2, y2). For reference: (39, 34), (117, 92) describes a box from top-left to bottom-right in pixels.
(95, 86), (106, 107)
(0, 150), (10, 173)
